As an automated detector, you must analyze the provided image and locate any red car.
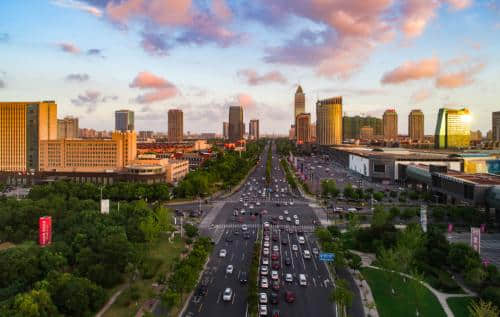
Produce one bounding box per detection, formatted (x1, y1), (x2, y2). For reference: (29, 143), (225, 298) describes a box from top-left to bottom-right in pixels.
(271, 252), (279, 261)
(272, 261), (280, 270)
(272, 280), (280, 291)
(285, 291), (295, 303)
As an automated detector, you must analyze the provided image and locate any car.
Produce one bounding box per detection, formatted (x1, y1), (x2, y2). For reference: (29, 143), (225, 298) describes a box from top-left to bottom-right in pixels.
(259, 292), (268, 304)
(272, 235), (278, 242)
(285, 291), (296, 303)
(297, 228), (304, 236)
(298, 236), (305, 244)
(284, 210), (289, 215)
(281, 239), (288, 245)
(263, 247), (270, 255)
(244, 202), (248, 207)
(292, 244), (298, 251)
(286, 217), (291, 222)
(225, 236), (233, 243)
(272, 261), (280, 270)
(264, 241), (270, 248)
(283, 202), (288, 206)
(240, 209), (246, 215)
(260, 277), (269, 288)
(233, 229), (240, 235)
(271, 270), (279, 280)
(312, 248), (319, 255)
(240, 271), (248, 284)
(293, 215), (298, 219)
(264, 235), (270, 241)
(272, 310), (280, 317)
(275, 202), (280, 207)
(260, 265), (269, 275)
(270, 292), (279, 304)
(271, 252), (279, 261)
(256, 201), (261, 206)
(226, 265), (234, 274)
(196, 285), (208, 296)
(278, 215), (284, 221)
(242, 224), (248, 231)
(250, 205), (254, 209)
(299, 274), (307, 286)
(262, 257), (269, 265)
(303, 250), (311, 259)
(243, 233), (250, 239)
(289, 201), (294, 206)
(264, 222), (270, 228)
(285, 257), (291, 266)
(295, 219), (300, 226)
(222, 288), (233, 301)
(285, 273), (293, 282)
(348, 207), (357, 212)
(334, 207), (343, 212)
(260, 304), (268, 316)
(272, 280), (280, 291)
(272, 245), (279, 252)
(219, 249), (227, 257)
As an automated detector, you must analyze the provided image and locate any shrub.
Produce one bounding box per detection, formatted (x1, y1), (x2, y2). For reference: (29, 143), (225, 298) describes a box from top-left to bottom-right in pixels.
(481, 287), (500, 308)
(140, 257), (163, 279)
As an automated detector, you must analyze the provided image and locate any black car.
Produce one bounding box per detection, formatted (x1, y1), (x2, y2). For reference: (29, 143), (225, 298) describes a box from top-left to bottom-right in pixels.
(175, 209), (184, 217)
(225, 236), (233, 243)
(233, 230), (240, 235)
(281, 239), (288, 245)
(270, 292), (279, 304)
(196, 285), (208, 296)
(243, 233), (250, 239)
(239, 271), (248, 284)
(285, 257), (291, 266)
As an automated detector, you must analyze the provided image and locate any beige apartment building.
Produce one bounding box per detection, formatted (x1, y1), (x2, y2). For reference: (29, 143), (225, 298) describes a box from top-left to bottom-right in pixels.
(316, 97), (342, 146)
(58, 116), (79, 139)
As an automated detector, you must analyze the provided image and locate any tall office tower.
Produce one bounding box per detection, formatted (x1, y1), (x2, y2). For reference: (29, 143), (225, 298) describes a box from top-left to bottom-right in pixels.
(470, 130), (482, 142)
(310, 122), (316, 141)
(115, 109), (134, 131)
(383, 109), (398, 141)
(294, 85), (305, 139)
(343, 116), (383, 139)
(223, 122), (229, 139)
(289, 125), (296, 140)
(0, 101), (57, 172)
(57, 116), (79, 139)
(435, 108), (471, 149)
(360, 126), (374, 140)
(408, 109), (424, 142)
(228, 106), (244, 142)
(316, 97), (343, 146)
(249, 119), (259, 140)
(296, 113), (311, 144)
(168, 109), (183, 142)
(493, 111), (500, 141)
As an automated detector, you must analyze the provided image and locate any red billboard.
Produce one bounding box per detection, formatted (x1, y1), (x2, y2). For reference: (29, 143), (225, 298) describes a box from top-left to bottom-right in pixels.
(39, 216), (52, 246)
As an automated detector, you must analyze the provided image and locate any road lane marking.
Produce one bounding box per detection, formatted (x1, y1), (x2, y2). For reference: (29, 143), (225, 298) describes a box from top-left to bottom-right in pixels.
(217, 291), (221, 303)
(198, 303), (203, 312)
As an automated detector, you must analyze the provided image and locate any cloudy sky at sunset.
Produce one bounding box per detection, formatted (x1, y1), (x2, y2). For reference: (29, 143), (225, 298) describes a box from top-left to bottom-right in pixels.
(0, 0), (498, 135)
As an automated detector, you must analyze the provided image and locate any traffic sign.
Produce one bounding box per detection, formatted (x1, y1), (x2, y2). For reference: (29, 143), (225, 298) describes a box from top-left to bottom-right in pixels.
(319, 253), (335, 262)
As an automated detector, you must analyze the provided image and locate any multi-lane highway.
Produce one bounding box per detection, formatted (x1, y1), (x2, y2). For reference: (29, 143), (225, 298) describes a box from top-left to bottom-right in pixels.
(182, 142), (336, 317)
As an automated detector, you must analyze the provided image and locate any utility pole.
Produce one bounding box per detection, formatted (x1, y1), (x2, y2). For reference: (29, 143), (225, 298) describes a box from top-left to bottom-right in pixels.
(180, 217), (183, 238)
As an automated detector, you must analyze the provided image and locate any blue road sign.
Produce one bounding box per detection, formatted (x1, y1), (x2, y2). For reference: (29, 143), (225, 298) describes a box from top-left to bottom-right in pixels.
(319, 253), (335, 262)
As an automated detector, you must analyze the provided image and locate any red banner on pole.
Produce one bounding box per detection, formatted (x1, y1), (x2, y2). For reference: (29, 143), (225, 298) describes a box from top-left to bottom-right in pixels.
(39, 216), (52, 246)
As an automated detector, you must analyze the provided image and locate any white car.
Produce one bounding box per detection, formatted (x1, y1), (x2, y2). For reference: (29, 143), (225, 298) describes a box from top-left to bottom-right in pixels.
(298, 236), (305, 244)
(289, 201), (294, 206)
(284, 202), (288, 206)
(278, 215), (284, 221)
(303, 250), (311, 259)
(264, 235), (270, 241)
(226, 265), (234, 274)
(286, 217), (291, 222)
(219, 249), (227, 257)
(242, 224), (248, 231)
(299, 274), (307, 286)
(284, 210), (289, 215)
(264, 241), (270, 248)
(348, 208), (357, 212)
(295, 219), (300, 226)
(260, 304), (268, 316)
(262, 257), (269, 265)
(264, 222), (270, 228)
(293, 215), (298, 219)
(259, 292), (268, 304)
(272, 245), (279, 252)
(250, 205), (254, 209)
(222, 288), (233, 301)
(260, 277), (269, 288)
(271, 270), (279, 280)
(261, 265), (269, 275)
(244, 202), (248, 207)
(256, 201), (261, 206)
(263, 248), (269, 256)
(240, 209), (246, 215)
(292, 244), (298, 251)
(285, 273), (293, 282)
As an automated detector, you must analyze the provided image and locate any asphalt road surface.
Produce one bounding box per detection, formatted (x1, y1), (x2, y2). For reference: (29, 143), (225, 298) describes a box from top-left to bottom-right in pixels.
(180, 142), (336, 317)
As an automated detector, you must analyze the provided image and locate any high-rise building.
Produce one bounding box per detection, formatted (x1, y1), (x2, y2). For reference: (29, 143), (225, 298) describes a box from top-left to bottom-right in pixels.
(289, 125), (296, 140)
(0, 101), (57, 172)
(58, 116), (79, 139)
(168, 109), (183, 142)
(294, 86), (305, 139)
(470, 130), (482, 142)
(343, 116), (382, 140)
(493, 111), (500, 141)
(296, 113), (311, 144)
(223, 122), (229, 139)
(435, 108), (471, 149)
(115, 109), (134, 131)
(316, 97), (342, 146)
(310, 122), (316, 142)
(408, 109), (424, 142)
(360, 126), (374, 140)
(249, 119), (259, 140)
(228, 106), (244, 142)
(138, 131), (154, 139)
(383, 109), (398, 141)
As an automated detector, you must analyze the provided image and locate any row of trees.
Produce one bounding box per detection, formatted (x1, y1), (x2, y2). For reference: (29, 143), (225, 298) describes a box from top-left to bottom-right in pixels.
(275, 138), (296, 156)
(280, 159), (297, 190)
(173, 140), (265, 198)
(266, 143), (272, 185)
(247, 232), (262, 316)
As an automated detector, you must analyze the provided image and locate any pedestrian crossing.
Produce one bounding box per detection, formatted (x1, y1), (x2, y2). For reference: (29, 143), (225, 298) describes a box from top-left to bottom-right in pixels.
(211, 223), (317, 232)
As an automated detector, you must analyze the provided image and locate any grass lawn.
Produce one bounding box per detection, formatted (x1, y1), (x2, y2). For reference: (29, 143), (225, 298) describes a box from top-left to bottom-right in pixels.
(447, 297), (476, 317)
(361, 267), (447, 317)
(103, 235), (186, 317)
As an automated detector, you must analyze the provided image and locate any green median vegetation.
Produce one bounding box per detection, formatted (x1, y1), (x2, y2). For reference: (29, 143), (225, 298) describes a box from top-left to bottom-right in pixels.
(266, 143), (272, 185)
(248, 230), (262, 317)
(280, 159), (297, 190)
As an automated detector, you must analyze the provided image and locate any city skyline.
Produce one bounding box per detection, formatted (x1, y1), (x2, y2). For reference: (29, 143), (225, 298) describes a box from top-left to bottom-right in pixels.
(0, 1), (499, 134)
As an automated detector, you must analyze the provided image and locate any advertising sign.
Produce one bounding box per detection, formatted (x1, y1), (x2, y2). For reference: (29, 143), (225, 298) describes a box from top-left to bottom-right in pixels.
(471, 227), (481, 254)
(39, 216), (52, 246)
(420, 205), (428, 233)
(319, 253), (335, 262)
(101, 199), (110, 214)
(480, 224), (486, 233)
(447, 223), (454, 233)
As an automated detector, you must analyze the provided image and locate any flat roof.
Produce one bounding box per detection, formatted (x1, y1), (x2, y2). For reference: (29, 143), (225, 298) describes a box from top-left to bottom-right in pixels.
(334, 147), (459, 161)
(410, 164), (500, 185)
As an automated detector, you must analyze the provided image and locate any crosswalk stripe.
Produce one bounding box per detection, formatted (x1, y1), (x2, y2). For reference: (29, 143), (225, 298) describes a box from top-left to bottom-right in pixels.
(213, 223), (316, 232)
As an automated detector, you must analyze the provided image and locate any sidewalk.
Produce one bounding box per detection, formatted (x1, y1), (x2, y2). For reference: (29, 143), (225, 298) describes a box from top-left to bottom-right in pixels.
(95, 283), (129, 317)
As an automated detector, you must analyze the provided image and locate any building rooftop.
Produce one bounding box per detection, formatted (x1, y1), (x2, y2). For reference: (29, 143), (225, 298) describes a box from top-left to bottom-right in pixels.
(411, 164), (500, 185)
(334, 146), (460, 161)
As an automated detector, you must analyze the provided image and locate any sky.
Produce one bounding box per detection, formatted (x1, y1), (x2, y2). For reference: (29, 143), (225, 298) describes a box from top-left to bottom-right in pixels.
(0, 0), (499, 135)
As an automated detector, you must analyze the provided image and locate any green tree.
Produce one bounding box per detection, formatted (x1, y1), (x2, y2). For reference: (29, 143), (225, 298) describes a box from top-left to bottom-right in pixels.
(12, 289), (59, 317)
(377, 248), (399, 295)
(447, 243), (481, 273)
(372, 206), (390, 228)
(184, 223), (199, 238)
(468, 300), (500, 317)
(139, 214), (160, 243)
(330, 278), (353, 317)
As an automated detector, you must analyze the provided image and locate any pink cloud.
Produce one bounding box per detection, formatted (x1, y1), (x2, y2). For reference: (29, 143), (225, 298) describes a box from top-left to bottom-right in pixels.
(442, 0), (473, 10)
(106, 0), (193, 26)
(381, 57), (440, 84)
(237, 69), (287, 85)
(411, 88), (433, 102)
(58, 42), (80, 54)
(51, 0), (102, 17)
(435, 63), (484, 89)
(212, 0), (232, 21)
(129, 71), (178, 103)
(236, 93), (256, 109)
